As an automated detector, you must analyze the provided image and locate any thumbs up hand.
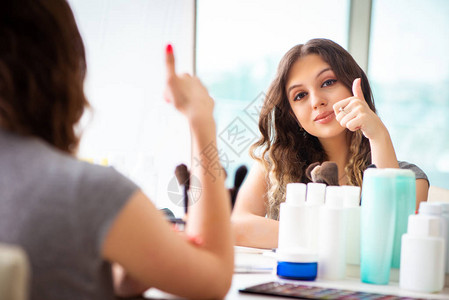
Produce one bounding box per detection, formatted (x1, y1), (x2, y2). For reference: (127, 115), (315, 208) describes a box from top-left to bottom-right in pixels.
(164, 44), (214, 125)
(333, 78), (386, 140)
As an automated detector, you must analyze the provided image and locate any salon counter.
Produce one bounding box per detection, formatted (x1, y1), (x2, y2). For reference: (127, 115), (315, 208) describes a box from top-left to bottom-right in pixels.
(143, 246), (449, 299)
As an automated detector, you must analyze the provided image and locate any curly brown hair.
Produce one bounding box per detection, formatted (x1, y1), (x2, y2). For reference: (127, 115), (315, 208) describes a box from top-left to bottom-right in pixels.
(0, 0), (89, 154)
(251, 39), (375, 219)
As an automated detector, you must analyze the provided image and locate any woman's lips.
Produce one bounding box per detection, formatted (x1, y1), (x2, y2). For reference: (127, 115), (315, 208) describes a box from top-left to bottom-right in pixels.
(314, 111), (335, 124)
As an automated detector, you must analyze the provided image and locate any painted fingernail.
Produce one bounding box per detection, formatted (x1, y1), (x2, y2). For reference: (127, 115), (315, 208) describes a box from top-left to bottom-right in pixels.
(194, 236), (203, 245)
(188, 235), (203, 245)
(166, 44), (173, 53)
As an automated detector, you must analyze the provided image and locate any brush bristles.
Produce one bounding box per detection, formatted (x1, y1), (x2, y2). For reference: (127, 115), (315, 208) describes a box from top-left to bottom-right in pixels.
(175, 164), (190, 189)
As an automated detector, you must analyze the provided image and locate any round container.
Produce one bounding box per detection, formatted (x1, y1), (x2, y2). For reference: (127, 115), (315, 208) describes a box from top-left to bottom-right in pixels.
(276, 248), (318, 281)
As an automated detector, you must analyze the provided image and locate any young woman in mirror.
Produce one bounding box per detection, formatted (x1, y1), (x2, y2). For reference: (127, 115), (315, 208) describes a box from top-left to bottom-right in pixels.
(231, 39), (429, 249)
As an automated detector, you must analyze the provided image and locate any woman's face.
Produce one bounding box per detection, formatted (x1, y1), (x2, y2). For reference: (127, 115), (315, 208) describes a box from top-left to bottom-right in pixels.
(285, 54), (351, 140)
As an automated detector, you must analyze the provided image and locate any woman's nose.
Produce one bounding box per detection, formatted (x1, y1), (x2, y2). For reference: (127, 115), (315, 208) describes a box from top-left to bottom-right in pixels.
(311, 92), (327, 109)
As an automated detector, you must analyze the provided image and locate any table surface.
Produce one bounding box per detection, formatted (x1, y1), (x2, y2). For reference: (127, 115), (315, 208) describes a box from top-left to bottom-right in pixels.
(143, 246), (449, 299)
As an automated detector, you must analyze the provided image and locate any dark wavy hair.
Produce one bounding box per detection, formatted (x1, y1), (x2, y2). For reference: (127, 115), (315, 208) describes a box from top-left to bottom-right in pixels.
(251, 39), (375, 219)
(0, 0), (88, 154)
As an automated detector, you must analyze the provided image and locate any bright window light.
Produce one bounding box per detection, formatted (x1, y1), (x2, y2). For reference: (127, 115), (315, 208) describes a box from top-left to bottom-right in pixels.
(369, 0), (449, 189)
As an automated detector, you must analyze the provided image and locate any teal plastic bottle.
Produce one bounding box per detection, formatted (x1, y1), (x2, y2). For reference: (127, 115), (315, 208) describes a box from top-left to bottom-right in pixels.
(361, 169), (397, 284)
(391, 169), (416, 269)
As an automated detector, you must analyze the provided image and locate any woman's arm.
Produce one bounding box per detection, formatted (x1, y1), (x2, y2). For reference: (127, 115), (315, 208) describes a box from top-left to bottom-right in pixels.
(103, 190), (233, 299)
(334, 78), (429, 205)
(231, 162), (279, 249)
(101, 45), (233, 299)
(112, 263), (148, 297)
(416, 178), (429, 211)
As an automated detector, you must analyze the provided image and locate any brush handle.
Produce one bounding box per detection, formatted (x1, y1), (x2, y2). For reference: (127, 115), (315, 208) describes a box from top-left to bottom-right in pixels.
(168, 217), (186, 225)
(183, 185), (189, 214)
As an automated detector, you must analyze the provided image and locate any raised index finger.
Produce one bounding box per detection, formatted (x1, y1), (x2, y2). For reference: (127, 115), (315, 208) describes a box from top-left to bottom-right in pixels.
(165, 44), (175, 78)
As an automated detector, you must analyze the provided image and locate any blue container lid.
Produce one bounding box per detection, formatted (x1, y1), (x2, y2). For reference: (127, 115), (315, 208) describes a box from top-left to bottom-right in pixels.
(277, 261), (317, 281)
(276, 247), (318, 281)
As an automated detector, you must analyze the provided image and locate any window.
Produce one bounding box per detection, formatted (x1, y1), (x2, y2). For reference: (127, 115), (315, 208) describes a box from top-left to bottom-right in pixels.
(69, 0), (194, 215)
(196, 0), (350, 187)
(369, 0), (449, 189)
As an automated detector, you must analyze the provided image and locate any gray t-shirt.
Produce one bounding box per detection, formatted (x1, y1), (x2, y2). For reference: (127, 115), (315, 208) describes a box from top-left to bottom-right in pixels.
(0, 129), (139, 300)
(398, 161), (429, 183)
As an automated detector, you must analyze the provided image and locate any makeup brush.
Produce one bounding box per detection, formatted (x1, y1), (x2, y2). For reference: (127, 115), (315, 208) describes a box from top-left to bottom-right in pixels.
(175, 164), (190, 214)
(230, 165), (248, 208)
(234, 165), (248, 191)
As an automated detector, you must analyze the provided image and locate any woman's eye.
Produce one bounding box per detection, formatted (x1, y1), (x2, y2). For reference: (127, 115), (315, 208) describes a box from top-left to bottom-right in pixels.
(293, 92), (307, 101)
(322, 79), (337, 87)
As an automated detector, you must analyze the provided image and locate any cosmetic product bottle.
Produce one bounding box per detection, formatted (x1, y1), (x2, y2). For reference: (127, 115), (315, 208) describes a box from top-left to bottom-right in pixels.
(399, 214), (445, 293)
(419, 202), (446, 239)
(342, 185), (361, 266)
(306, 182), (326, 205)
(437, 203), (449, 274)
(318, 186), (347, 280)
(306, 183), (326, 252)
(391, 169), (416, 269)
(360, 168), (397, 285)
(278, 183), (307, 250)
(419, 202), (448, 273)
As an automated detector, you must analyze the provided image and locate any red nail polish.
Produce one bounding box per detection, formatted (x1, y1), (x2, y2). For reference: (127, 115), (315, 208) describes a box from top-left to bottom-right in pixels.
(166, 44), (173, 53)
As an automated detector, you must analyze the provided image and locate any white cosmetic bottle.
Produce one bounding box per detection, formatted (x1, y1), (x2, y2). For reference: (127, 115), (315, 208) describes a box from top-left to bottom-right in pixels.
(318, 186), (347, 280)
(306, 183), (326, 252)
(419, 202), (447, 241)
(399, 214), (445, 293)
(437, 203), (449, 274)
(278, 183), (308, 250)
(419, 202), (448, 274)
(342, 185), (361, 266)
(306, 182), (326, 205)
